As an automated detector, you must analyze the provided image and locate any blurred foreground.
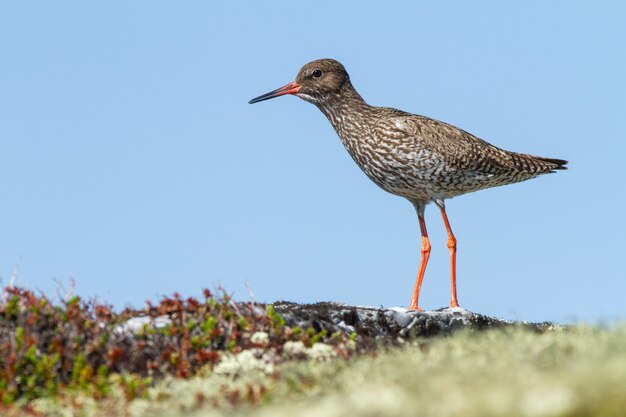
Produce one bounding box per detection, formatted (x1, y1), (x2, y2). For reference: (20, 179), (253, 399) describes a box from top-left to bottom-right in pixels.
(2, 286), (624, 417)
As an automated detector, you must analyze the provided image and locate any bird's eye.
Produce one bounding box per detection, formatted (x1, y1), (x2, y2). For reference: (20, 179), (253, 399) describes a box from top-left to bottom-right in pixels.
(312, 69), (323, 78)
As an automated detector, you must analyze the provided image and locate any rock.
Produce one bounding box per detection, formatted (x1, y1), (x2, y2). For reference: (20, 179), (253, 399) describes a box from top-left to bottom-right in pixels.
(273, 302), (552, 340)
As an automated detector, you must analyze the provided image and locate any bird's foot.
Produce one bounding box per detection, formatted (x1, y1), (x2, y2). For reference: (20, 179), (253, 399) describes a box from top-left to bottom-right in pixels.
(408, 304), (424, 312)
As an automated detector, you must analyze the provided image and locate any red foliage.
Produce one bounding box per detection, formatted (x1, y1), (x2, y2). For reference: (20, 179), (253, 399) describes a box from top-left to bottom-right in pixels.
(195, 349), (220, 364)
(0, 285), (357, 406)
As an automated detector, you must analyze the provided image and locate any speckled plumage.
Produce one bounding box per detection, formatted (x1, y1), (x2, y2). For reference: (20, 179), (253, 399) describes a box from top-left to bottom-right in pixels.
(290, 59), (567, 205)
(249, 58), (567, 310)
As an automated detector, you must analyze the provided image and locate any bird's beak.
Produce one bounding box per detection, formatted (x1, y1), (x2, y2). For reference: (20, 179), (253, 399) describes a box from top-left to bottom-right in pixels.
(248, 82), (301, 104)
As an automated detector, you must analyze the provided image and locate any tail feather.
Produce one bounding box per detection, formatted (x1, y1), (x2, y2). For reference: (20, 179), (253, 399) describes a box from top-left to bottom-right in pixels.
(533, 156), (568, 172)
(511, 153), (568, 174)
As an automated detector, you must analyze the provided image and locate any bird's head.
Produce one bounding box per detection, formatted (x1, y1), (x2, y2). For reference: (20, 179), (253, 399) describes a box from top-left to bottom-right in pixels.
(249, 59), (350, 105)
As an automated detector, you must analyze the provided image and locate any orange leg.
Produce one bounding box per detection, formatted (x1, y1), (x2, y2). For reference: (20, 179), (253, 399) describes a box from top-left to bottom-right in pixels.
(438, 205), (459, 308)
(409, 208), (431, 311)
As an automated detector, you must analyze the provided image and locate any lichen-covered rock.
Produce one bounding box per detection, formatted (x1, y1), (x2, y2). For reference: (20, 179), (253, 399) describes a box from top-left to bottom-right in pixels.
(273, 302), (552, 340)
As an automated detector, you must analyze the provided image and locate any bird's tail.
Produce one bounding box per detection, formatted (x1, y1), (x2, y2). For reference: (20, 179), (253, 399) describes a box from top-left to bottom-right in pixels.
(532, 156), (568, 172)
(512, 153), (568, 174)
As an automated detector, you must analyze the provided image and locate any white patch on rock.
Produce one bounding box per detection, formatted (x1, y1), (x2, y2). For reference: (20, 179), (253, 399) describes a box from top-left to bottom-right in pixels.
(114, 315), (172, 335)
(387, 307), (413, 327)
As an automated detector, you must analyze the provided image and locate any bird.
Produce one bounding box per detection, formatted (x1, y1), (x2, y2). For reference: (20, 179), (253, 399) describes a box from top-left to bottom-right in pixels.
(248, 59), (567, 311)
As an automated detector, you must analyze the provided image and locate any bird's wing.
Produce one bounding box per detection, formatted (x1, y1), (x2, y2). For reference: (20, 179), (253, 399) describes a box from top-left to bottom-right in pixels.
(381, 109), (548, 176)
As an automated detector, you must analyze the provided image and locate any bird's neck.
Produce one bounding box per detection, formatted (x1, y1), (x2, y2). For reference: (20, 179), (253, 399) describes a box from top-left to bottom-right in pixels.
(315, 81), (373, 138)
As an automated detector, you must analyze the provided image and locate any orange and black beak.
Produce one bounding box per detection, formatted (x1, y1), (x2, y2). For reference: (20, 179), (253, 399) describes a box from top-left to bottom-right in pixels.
(249, 82), (301, 104)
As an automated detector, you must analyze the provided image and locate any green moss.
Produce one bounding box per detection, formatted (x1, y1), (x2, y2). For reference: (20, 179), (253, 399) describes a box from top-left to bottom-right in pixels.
(238, 316), (250, 331)
(6, 294), (20, 317)
(265, 305), (286, 330)
(201, 316), (217, 333)
(310, 329), (328, 345)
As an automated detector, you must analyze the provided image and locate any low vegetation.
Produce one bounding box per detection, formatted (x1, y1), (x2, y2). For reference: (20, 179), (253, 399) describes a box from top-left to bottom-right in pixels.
(1, 285), (625, 417)
(0, 286), (356, 414)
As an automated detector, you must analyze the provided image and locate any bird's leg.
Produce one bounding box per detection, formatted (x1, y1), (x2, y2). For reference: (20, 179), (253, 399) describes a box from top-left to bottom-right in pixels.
(437, 203), (459, 308)
(409, 205), (430, 311)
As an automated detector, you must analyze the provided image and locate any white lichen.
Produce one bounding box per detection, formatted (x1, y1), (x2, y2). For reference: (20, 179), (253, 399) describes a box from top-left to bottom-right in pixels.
(250, 331), (270, 346)
(213, 349), (273, 375)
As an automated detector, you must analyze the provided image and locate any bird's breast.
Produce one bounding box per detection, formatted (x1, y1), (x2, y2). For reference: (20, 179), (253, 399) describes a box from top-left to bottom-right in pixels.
(338, 132), (449, 200)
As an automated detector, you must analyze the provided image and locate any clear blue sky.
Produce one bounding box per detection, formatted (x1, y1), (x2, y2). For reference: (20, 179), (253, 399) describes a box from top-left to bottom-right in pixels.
(1, 2), (624, 323)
